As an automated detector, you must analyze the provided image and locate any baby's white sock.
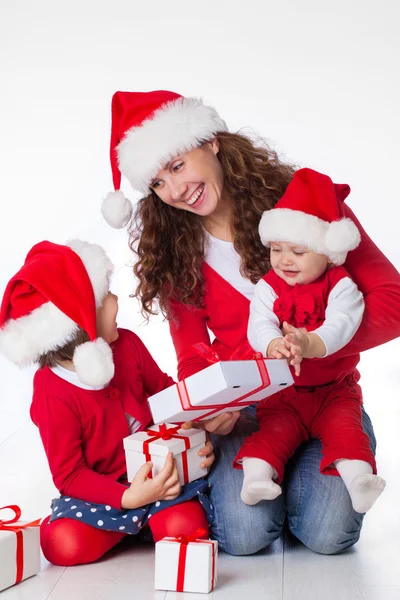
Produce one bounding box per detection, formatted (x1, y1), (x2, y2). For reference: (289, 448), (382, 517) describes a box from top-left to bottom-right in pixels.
(334, 459), (386, 513)
(240, 457), (282, 505)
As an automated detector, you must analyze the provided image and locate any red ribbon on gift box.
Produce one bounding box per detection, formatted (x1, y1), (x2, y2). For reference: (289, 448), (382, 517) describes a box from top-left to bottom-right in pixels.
(194, 340), (258, 363)
(142, 424), (191, 483)
(0, 505), (41, 585)
(174, 527), (216, 592)
(176, 342), (270, 421)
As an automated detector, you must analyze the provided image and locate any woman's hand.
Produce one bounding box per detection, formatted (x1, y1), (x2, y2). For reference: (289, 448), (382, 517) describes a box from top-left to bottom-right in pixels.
(121, 452), (181, 510)
(181, 410), (241, 436)
(197, 433), (215, 469)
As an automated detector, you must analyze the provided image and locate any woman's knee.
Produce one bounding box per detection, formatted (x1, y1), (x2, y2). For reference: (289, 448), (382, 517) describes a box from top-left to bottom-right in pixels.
(221, 519), (283, 556)
(210, 495), (285, 556)
(287, 493), (364, 556)
(285, 436), (366, 555)
(292, 522), (362, 555)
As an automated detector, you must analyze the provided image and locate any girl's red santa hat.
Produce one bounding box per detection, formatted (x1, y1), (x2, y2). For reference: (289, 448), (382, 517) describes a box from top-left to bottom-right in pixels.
(258, 168), (361, 265)
(101, 90), (227, 228)
(0, 240), (115, 386)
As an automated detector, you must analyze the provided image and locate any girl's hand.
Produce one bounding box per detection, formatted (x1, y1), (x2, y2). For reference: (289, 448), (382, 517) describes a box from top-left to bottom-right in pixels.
(181, 411), (241, 436)
(121, 452), (181, 510)
(197, 433), (215, 469)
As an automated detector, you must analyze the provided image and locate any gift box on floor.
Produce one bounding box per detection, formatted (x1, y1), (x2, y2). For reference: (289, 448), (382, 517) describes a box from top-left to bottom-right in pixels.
(0, 505), (41, 592)
(155, 528), (218, 593)
(123, 423), (207, 485)
(149, 351), (294, 424)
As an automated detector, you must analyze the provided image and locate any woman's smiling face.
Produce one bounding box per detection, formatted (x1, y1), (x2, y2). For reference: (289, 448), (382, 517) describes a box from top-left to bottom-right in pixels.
(150, 139), (225, 217)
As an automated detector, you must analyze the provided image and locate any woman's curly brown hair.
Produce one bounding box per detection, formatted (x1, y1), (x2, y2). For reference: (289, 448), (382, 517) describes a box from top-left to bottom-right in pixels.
(129, 130), (295, 318)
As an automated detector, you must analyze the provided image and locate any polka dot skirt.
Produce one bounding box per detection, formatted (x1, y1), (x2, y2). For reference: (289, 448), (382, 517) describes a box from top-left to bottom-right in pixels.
(49, 478), (213, 535)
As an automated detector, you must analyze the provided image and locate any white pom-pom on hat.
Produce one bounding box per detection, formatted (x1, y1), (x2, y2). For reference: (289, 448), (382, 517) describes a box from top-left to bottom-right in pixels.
(73, 337), (115, 386)
(325, 218), (361, 254)
(101, 191), (133, 229)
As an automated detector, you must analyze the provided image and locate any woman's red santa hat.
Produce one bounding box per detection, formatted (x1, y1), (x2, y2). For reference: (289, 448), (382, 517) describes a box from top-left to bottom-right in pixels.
(258, 168), (361, 265)
(101, 90), (227, 228)
(0, 240), (115, 386)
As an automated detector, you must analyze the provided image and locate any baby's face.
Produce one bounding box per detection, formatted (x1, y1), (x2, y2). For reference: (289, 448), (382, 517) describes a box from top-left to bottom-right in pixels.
(270, 242), (329, 286)
(96, 292), (119, 343)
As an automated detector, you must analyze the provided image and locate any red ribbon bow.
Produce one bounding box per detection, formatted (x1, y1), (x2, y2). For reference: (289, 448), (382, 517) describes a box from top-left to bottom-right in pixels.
(193, 340), (263, 363)
(142, 425), (191, 483)
(174, 528), (216, 592)
(274, 288), (323, 328)
(0, 505), (41, 585)
(175, 526), (208, 546)
(175, 343), (270, 421)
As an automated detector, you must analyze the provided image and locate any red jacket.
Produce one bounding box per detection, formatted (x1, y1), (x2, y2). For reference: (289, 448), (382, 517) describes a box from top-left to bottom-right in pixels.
(169, 206), (400, 381)
(30, 328), (175, 509)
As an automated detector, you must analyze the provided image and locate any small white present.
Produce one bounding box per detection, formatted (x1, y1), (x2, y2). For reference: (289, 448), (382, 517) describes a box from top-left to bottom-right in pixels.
(155, 529), (218, 593)
(0, 505), (41, 592)
(123, 423), (207, 486)
(148, 349), (294, 424)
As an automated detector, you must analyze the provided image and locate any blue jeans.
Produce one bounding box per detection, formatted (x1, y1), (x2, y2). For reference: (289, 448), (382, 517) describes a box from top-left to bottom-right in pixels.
(207, 404), (376, 556)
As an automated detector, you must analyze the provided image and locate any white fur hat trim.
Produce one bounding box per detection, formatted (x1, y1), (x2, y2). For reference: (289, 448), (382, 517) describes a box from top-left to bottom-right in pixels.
(259, 208), (361, 265)
(67, 239), (114, 307)
(117, 97), (227, 194)
(0, 301), (78, 367)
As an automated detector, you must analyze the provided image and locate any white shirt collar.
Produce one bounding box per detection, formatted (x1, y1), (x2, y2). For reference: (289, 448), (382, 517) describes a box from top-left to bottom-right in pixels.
(50, 363), (110, 390)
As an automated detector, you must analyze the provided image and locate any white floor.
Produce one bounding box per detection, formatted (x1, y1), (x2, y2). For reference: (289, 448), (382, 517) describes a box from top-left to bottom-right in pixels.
(0, 342), (399, 600)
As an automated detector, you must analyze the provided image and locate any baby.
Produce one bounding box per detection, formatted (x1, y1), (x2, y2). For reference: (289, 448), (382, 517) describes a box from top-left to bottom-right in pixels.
(234, 168), (385, 514)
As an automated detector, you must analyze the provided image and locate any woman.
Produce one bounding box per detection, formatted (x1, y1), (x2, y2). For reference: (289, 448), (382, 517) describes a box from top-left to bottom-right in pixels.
(101, 90), (400, 555)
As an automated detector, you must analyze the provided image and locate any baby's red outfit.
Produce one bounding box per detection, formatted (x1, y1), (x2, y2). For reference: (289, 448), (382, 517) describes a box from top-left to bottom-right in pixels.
(234, 267), (376, 482)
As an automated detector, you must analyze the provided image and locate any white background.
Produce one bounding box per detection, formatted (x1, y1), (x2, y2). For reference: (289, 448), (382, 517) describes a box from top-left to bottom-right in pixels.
(0, 0), (399, 426)
(0, 4), (399, 599)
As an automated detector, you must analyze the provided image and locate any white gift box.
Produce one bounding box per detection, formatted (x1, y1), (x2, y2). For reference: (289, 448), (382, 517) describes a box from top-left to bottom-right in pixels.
(123, 424), (207, 486)
(155, 535), (218, 593)
(149, 358), (294, 424)
(0, 518), (41, 592)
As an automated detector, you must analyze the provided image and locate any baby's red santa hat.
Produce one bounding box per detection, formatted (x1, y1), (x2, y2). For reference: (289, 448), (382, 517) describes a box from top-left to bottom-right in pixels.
(258, 168), (361, 265)
(101, 90), (227, 228)
(0, 240), (115, 386)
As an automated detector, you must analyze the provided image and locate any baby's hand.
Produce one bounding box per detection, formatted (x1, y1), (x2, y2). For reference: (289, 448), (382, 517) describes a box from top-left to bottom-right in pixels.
(266, 337), (291, 360)
(121, 452), (181, 510)
(282, 322), (309, 376)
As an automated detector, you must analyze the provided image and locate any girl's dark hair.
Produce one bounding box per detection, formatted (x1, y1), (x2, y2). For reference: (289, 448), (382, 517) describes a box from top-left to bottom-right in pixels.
(129, 130), (295, 318)
(38, 328), (90, 368)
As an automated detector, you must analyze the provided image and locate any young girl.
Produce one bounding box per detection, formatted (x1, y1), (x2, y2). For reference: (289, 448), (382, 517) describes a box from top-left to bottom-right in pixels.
(235, 168), (386, 513)
(0, 239), (213, 566)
